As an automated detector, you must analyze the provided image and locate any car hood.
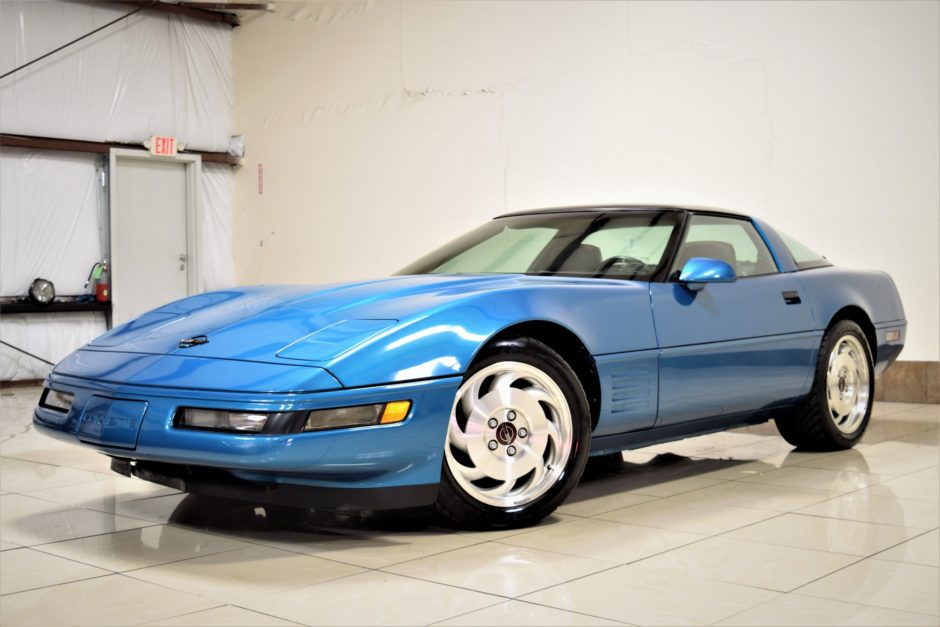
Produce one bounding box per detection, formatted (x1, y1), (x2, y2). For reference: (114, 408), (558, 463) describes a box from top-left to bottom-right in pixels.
(86, 274), (540, 363)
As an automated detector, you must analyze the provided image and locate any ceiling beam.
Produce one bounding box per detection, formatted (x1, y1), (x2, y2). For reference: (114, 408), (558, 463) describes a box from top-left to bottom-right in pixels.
(177, 2), (270, 10)
(1, 133), (239, 165)
(115, 1), (240, 26)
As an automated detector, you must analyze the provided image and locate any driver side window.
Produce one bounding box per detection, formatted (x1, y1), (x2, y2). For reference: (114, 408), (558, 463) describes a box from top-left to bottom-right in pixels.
(672, 214), (778, 278)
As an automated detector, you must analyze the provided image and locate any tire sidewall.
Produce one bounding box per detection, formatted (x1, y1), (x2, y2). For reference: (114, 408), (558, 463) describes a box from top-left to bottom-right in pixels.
(814, 320), (874, 447)
(438, 337), (592, 528)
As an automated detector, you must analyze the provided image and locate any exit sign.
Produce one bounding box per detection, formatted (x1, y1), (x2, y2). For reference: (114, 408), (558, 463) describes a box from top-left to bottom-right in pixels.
(149, 135), (177, 156)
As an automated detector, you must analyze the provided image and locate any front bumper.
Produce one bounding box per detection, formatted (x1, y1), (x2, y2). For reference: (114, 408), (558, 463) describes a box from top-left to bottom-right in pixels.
(34, 372), (462, 509)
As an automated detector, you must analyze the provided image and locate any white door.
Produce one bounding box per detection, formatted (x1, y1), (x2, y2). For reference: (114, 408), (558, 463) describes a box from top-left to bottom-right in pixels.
(109, 149), (200, 326)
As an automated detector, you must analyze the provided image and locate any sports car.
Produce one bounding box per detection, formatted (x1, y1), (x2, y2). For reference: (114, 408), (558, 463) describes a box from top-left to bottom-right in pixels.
(34, 205), (906, 528)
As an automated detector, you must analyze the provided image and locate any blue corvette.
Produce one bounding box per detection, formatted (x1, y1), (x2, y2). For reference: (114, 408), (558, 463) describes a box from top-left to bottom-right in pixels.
(35, 206), (906, 528)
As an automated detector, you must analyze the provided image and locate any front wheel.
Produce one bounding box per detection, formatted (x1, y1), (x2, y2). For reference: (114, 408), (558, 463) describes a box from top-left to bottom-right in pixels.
(433, 337), (591, 529)
(775, 320), (874, 450)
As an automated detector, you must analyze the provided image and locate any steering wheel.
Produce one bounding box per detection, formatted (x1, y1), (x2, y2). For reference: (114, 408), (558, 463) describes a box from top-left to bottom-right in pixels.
(592, 256), (645, 277)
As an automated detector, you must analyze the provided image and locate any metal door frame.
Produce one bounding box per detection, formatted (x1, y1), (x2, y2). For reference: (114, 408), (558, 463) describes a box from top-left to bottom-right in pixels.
(108, 148), (201, 326)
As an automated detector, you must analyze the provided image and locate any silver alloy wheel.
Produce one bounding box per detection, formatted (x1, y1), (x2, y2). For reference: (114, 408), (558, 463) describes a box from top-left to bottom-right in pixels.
(444, 361), (574, 508)
(826, 334), (870, 434)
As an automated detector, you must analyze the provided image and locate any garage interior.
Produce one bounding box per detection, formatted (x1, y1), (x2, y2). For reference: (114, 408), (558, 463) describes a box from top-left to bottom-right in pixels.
(1, 1), (938, 625)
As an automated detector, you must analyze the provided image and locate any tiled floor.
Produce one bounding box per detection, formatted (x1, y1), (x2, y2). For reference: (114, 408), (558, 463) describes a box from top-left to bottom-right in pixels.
(1, 385), (937, 626)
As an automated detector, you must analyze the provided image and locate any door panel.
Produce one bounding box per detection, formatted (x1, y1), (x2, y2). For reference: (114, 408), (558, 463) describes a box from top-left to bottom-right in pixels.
(111, 152), (197, 326)
(651, 275), (818, 425)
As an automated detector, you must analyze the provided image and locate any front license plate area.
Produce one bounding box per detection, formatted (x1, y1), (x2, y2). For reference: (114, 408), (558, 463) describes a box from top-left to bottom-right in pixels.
(79, 397), (148, 449)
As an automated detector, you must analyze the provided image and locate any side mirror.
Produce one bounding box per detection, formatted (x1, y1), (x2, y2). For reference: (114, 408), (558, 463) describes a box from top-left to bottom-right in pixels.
(679, 257), (736, 291)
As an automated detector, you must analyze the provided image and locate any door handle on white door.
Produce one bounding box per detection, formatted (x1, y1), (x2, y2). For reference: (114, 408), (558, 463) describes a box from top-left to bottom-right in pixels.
(179, 253), (187, 270)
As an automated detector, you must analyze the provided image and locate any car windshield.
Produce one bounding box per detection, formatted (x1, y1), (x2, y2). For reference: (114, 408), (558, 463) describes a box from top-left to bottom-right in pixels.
(398, 211), (680, 280)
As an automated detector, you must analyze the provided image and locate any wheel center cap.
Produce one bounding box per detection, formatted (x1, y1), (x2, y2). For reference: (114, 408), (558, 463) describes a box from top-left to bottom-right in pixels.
(495, 422), (517, 445)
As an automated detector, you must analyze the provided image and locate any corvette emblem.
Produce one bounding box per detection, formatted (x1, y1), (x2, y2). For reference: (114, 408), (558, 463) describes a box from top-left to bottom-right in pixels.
(178, 335), (209, 348)
(496, 422), (517, 445)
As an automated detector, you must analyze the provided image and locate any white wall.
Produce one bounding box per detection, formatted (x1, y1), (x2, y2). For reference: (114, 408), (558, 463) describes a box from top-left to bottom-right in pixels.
(234, 0), (939, 361)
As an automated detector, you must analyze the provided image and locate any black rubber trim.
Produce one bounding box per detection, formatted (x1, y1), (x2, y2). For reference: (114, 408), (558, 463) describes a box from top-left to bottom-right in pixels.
(110, 457), (439, 511)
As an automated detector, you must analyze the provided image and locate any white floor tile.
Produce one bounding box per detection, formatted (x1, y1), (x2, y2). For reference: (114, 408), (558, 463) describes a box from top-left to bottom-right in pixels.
(521, 565), (778, 625)
(798, 558), (940, 616)
(383, 542), (614, 597)
(866, 475), (940, 502)
(433, 600), (625, 626)
(35, 524), (249, 571)
(556, 487), (658, 517)
(223, 526), (484, 569)
(660, 480), (834, 512)
(725, 512), (921, 556)
(243, 571), (500, 626)
(716, 592), (940, 626)
(127, 544), (364, 602)
(595, 498), (778, 535)
(631, 536), (859, 592)
(499, 517), (704, 563)
(0, 493), (156, 546)
(874, 529), (940, 567)
(0, 547), (109, 594)
(0, 457), (112, 494)
(145, 605), (301, 626)
(736, 465), (888, 493)
(0, 574), (217, 626)
(22, 475), (180, 511)
(797, 450), (938, 476)
(797, 491), (940, 530)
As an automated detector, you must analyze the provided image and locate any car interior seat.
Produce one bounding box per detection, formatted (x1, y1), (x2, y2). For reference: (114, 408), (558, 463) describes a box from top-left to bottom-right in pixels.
(674, 240), (737, 273)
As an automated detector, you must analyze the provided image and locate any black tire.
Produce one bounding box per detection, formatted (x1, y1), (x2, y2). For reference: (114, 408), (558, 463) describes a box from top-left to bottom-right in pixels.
(433, 337), (592, 529)
(775, 320), (874, 451)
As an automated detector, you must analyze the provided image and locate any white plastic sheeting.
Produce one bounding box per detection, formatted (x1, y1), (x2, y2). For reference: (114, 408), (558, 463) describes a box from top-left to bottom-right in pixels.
(0, 1), (233, 152)
(0, 149), (107, 297)
(199, 162), (236, 292)
(0, 313), (107, 381)
(0, 149), (109, 380)
(0, 1), (235, 380)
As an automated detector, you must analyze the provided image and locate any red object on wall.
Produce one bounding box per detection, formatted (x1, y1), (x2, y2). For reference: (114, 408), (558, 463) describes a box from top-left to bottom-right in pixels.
(95, 262), (110, 302)
(150, 135), (177, 156)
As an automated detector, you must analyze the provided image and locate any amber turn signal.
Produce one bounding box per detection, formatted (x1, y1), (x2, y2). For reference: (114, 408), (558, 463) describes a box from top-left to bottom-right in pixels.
(380, 400), (411, 424)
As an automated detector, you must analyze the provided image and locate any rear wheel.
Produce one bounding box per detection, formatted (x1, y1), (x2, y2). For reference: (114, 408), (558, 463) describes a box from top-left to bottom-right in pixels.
(775, 320), (874, 450)
(433, 337), (591, 529)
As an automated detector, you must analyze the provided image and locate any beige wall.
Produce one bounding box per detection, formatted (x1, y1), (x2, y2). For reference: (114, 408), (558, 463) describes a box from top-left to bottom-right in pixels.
(233, 0), (939, 361)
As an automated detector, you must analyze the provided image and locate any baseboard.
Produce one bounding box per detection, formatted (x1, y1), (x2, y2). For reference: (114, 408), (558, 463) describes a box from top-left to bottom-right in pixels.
(875, 361), (940, 404)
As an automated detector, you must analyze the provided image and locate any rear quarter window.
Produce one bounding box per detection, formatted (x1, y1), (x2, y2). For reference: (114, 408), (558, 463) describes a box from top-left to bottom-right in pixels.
(778, 231), (832, 270)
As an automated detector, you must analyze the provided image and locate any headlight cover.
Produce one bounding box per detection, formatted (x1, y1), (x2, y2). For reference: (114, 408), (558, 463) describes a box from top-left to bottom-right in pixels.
(175, 401), (411, 434)
(178, 409), (270, 432)
(40, 388), (74, 413)
(303, 400), (411, 431)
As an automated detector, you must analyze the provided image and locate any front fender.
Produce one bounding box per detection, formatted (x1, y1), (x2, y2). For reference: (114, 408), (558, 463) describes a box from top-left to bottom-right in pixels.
(325, 278), (657, 387)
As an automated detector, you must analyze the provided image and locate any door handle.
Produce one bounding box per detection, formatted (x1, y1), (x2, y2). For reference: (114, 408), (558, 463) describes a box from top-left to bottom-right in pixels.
(782, 290), (801, 305)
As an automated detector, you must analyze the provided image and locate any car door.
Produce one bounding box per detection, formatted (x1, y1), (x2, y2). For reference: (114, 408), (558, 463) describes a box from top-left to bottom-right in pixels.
(649, 213), (818, 426)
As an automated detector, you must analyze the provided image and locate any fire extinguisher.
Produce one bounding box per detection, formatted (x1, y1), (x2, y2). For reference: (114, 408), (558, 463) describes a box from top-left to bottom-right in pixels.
(85, 260), (110, 302)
